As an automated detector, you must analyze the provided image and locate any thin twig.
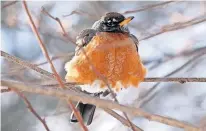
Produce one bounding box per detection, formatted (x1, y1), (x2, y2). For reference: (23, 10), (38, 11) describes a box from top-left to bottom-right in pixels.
(39, 77), (206, 88)
(62, 10), (97, 20)
(2, 81), (200, 131)
(122, 1), (176, 14)
(147, 47), (206, 70)
(140, 15), (206, 41)
(1, 1), (18, 9)
(144, 77), (206, 83)
(101, 79), (137, 131)
(1, 51), (55, 79)
(46, 77), (206, 86)
(1, 50), (74, 76)
(138, 51), (206, 108)
(62, 1), (176, 19)
(103, 108), (143, 131)
(41, 7), (75, 43)
(11, 88), (50, 131)
(1, 88), (11, 93)
(22, 1), (88, 131)
(37, 52), (74, 66)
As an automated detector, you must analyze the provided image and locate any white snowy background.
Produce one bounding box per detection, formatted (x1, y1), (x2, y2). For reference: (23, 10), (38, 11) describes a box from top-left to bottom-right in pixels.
(1, 1), (206, 131)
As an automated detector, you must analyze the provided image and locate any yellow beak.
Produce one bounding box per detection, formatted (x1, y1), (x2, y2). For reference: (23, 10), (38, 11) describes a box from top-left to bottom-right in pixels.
(119, 16), (134, 27)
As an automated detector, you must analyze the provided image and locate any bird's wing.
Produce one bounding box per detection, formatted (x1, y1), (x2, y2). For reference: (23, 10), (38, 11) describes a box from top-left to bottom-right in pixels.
(129, 34), (139, 52)
(75, 34), (96, 56)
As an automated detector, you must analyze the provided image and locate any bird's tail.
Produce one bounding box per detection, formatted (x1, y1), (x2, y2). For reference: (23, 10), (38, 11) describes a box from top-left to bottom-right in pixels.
(70, 101), (96, 126)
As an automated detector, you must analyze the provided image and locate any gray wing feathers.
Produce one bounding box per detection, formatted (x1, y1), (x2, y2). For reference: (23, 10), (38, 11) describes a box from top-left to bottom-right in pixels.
(130, 34), (139, 52)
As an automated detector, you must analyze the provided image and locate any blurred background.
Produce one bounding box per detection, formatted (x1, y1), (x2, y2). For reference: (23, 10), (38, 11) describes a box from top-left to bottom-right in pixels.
(1, 1), (206, 131)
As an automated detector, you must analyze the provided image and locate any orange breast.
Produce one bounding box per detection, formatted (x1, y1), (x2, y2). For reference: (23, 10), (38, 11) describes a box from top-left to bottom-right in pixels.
(65, 32), (147, 91)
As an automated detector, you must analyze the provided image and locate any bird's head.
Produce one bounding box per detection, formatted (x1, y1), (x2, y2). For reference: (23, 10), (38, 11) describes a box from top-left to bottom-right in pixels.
(92, 12), (134, 33)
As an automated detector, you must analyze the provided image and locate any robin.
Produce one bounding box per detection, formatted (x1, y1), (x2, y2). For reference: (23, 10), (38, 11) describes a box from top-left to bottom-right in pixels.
(65, 12), (147, 125)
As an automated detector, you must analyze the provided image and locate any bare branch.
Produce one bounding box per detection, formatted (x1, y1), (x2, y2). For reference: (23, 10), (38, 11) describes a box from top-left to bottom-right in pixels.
(62, 1), (176, 19)
(37, 52), (74, 66)
(1, 1), (18, 9)
(23, 1), (64, 87)
(1, 88), (11, 93)
(41, 7), (76, 43)
(140, 15), (206, 41)
(22, 1), (88, 130)
(62, 10), (97, 20)
(1, 51), (55, 79)
(2, 81), (200, 131)
(10, 88), (50, 131)
(138, 51), (206, 108)
(144, 77), (206, 83)
(148, 47), (206, 70)
(122, 1), (176, 15)
(103, 108), (143, 131)
(45, 77), (206, 87)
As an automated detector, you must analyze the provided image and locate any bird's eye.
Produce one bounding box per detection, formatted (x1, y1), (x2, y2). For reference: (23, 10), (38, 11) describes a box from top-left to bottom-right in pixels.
(113, 18), (118, 22)
(107, 19), (112, 23)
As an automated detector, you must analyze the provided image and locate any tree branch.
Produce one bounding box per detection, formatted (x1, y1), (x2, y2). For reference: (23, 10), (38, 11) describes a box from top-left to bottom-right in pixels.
(144, 77), (206, 83)
(2, 80), (200, 131)
(147, 47), (206, 70)
(41, 7), (76, 43)
(1, 50), (55, 79)
(122, 1), (176, 15)
(37, 52), (74, 66)
(1, 1), (18, 9)
(138, 51), (206, 108)
(10, 87), (50, 131)
(103, 108), (143, 131)
(62, 10), (97, 20)
(62, 1), (176, 19)
(1, 88), (11, 93)
(22, 1), (88, 131)
(140, 15), (206, 41)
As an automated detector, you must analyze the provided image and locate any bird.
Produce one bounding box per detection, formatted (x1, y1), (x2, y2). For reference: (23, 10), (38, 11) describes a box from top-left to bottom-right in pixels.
(65, 12), (147, 125)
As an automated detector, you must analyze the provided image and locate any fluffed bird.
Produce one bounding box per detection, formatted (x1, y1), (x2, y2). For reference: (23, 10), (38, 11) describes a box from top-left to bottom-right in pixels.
(65, 12), (147, 125)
